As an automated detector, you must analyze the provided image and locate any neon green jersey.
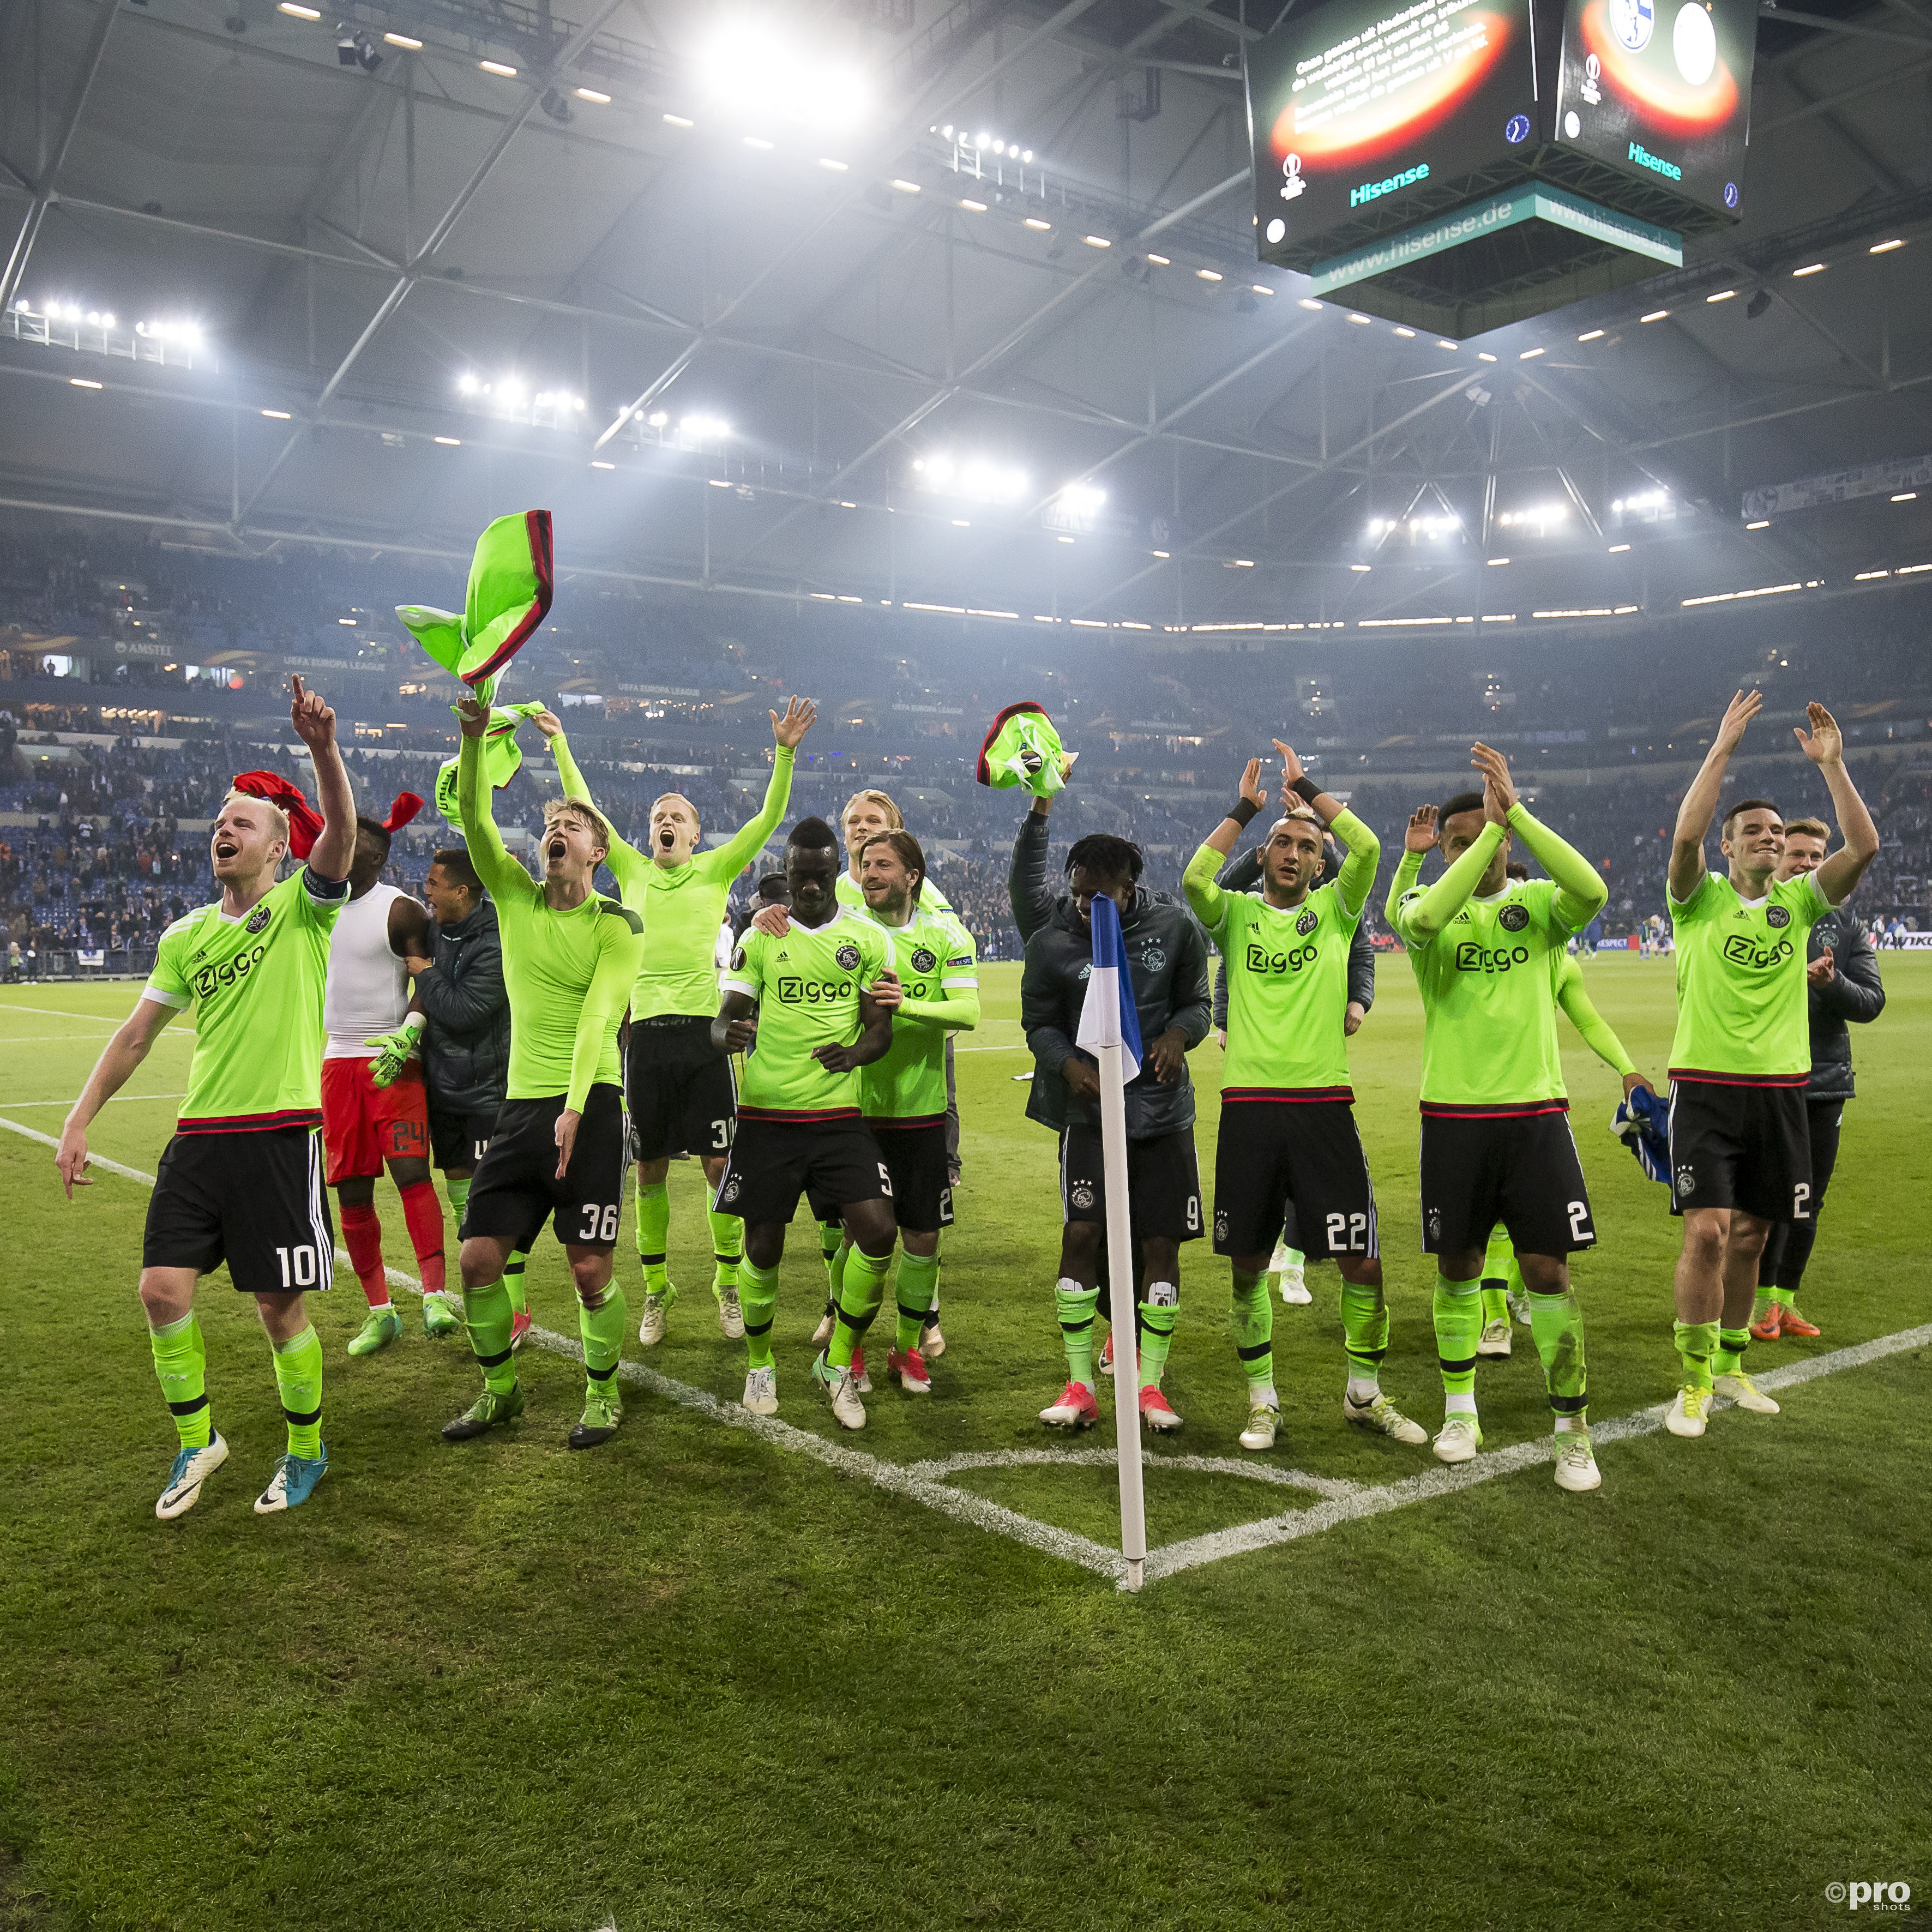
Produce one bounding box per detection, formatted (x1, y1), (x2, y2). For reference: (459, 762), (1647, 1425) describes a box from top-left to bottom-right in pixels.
(1556, 956), (1636, 1078)
(838, 867), (952, 914)
(1182, 809), (1379, 1098)
(1667, 869), (1827, 1081)
(143, 866), (346, 1132)
(554, 736), (793, 1019)
(459, 733), (644, 1109)
(721, 907), (891, 1119)
(1394, 874), (1574, 1109)
(860, 904), (979, 1122)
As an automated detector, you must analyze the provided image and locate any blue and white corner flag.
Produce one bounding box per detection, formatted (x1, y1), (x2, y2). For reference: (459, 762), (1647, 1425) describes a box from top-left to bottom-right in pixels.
(1077, 894), (1142, 1083)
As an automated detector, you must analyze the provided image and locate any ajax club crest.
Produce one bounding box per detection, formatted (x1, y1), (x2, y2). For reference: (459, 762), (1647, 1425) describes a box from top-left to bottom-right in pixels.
(911, 947), (937, 974)
(835, 943), (862, 971)
(1498, 904), (1530, 932)
(1296, 908), (1318, 937)
(245, 905), (272, 935)
(1765, 905), (1790, 929)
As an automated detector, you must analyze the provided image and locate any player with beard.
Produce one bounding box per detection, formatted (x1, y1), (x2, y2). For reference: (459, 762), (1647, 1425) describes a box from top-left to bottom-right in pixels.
(440, 694), (643, 1449)
(1186, 747), (1424, 1454)
(545, 699), (814, 1349)
(711, 817), (895, 1424)
(315, 797), (461, 1356)
(824, 786), (959, 1358)
(58, 678), (355, 1518)
(1749, 818), (1885, 1341)
(1663, 695), (1877, 1435)
(1388, 745), (1612, 1492)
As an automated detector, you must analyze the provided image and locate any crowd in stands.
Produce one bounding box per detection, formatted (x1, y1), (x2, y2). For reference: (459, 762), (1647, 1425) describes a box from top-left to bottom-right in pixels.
(2, 526), (1928, 973)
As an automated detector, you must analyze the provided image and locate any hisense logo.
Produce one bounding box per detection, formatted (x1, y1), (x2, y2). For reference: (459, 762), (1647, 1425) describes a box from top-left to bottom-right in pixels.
(1351, 161), (1430, 208)
(1628, 141), (1682, 180)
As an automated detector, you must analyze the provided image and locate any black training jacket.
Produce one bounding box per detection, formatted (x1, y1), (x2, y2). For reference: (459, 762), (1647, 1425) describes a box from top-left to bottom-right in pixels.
(1803, 904), (1884, 1102)
(1020, 888), (1212, 1141)
(415, 896), (511, 1117)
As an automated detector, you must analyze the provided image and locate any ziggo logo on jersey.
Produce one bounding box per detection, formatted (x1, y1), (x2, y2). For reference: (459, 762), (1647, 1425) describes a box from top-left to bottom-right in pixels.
(191, 945), (268, 998)
(1723, 935), (1795, 969)
(776, 977), (856, 1004)
(1455, 942), (1532, 973)
(1244, 941), (1319, 974)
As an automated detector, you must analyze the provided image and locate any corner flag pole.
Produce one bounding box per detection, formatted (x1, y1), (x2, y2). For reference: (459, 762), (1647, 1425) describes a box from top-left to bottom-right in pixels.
(1098, 1034), (1147, 1592)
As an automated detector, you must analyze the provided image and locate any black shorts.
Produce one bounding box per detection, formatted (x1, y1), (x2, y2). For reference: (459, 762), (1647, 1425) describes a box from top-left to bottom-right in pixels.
(461, 1084), (630, 1251)
(1666, 1076), (1811, 1223)
(1212, 1097), (1379, 1261)
(143, 1126), (336, 1296)
(428, 1104), (500, 1173)
(715, 1112), (890, 1227)
(1419, 1105), (1596, 1257)
(810, 1119), (954, 1235)
(627, 1014), (737, 1163)
(1061, 1124), (1203, 1245)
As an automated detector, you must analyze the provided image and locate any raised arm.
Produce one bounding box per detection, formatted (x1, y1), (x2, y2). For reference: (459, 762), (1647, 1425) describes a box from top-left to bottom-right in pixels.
(535, 713), (643, 882)
(1671, 690), (1762, 903)
(290, 675), (355, 882)
(454, 694), (519, 897)
(1009, 806), (1058, 944)
(1471, 743), (1607, 931)
(1395, 823), (1502, 943)
(1185, 759), (1268, 931)
(892, 926), (980, 1034)
(1796, 703), (1880, 906)
(710, 697), (812, 877)
(1271, 739), (1379, 917)
(1384, 821), (1429, 929)
(56, 993), (178, 1196)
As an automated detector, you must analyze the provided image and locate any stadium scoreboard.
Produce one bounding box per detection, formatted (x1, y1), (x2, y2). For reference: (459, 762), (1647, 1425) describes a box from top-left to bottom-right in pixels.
(1248, 0), (1757, 333)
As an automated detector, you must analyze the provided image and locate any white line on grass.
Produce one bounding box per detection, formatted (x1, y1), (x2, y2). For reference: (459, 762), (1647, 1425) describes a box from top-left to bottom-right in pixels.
(0, 1003), (123, 1024)
(1, 1094), (185, 1108)
(5, 1111), (1925, 1590)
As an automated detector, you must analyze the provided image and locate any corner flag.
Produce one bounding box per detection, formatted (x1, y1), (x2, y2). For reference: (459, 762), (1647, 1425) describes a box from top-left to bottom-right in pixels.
(1078, 892), (1147, 1590)
(1076, 893), (1142, 1082)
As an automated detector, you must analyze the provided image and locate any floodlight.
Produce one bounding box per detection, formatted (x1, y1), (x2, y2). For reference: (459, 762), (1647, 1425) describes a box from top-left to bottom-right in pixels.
(456, 372), (480, 395)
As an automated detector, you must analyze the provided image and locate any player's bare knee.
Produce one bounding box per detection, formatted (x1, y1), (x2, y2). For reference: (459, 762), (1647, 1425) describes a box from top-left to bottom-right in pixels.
(1142, 1237), (1180, 1279)
(635, 1156), (671, 1186)
(700, 1155), (728, 1187)
(335, 1173), (376, 1208)
(388, 1155), (430, 1188)
(744, 1225), (784, 1271)
(1518, 1255), (1569, 1295)
(137, 1270), (192, 1325)
(1061, 1221), (1100, 1271)
(902, 1229), (940, 1259)
(458, 1236), (506, 1290)
(571, 1257), (615, 1304)
(847, 1202), (896, 1257)
(1338, 1255), (1382, 1290)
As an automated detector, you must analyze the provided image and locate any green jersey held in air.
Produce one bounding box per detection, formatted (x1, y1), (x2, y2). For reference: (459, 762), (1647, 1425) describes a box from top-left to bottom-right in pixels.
(554, 734), (794, 1020)
(1667, 869), (1827, 1081)
(1182, 808), (1379, 1098)
(144, 866), (347, 1132)
(721, 907), (892, 1120)
(860, 904), (979, 1122)
(1389, 804), (1607, 1110)
(459, 732), (643, 1110)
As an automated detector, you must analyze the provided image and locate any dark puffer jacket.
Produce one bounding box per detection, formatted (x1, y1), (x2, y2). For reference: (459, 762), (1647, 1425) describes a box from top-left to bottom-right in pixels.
(1020, 888), (1212, 1140)
(1804, 904), (1884, 1101)
(415, 896), (511, 1117)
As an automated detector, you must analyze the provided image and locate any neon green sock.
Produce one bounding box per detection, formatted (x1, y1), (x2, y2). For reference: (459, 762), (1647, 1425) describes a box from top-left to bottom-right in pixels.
(1479, 1284), (1509, 1326)
(830, 1247), (892, 1370)
(925, 1229), (943, 1320)
(1770, 1286), (1796, 1308)
(1339, 1283), (1388, 1386)
(502, 1247), (529, 1320)
(1137, 1281), (1178, 1391)
(1229, 1267), (1274, 1400)
(1433, 1274), (1482, 1407)
(708, 1207), (742, 1294)
(579, 1285), (628, 1395)
(1279, 1245), (1304, 1268)
(149, 1312), (210, 1450)
(445, 1173), (471, 1226)
(270, 1325), (323, 1458)
(894, 1252), (940, 1352)
(739, 1257), (778, 1371)
(1527, 1287), (1588, 1427)
(819, 1220), (844, 1315)
(1054, 1277), (1100, 1386)
(824, 1236), (851, 1322)
(462, 1279), (517, 1395)
(635, 1181), (671, 1295)
(1674, 1319), (1719, 1393)
(1714, 1326), (1751, 1376)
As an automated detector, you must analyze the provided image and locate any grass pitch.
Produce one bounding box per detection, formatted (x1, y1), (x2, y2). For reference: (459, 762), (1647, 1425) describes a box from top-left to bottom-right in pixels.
(2, 959), (1929, 1930)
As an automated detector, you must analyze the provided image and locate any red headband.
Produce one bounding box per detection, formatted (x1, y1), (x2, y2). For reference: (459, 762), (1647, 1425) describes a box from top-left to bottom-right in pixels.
(231, 770), (323, 859)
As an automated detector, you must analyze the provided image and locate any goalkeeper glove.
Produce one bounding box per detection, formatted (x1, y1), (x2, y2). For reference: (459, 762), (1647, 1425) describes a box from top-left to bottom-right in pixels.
(365, 1014), (425, 1090)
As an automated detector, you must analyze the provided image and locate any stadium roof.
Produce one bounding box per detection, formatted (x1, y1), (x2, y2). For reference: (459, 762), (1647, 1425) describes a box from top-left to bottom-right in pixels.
(1, 0), (1929, 633)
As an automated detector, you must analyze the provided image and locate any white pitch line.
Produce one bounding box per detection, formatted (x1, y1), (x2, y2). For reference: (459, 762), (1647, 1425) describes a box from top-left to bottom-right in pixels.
(1135, 1321), (1932, 1588)
(0, 1002), (124, 1024)
(7, 1109), (1927, 1591)
(1, 1094), (184, 1108)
